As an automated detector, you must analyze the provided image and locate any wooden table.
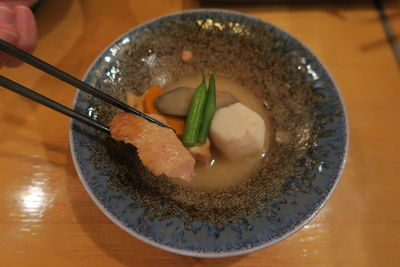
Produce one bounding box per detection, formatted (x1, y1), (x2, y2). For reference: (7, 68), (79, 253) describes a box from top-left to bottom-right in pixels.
(1, 0), (399, 266)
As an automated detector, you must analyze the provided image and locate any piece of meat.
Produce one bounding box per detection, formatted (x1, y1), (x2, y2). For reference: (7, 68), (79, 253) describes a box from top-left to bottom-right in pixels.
(109, 112), (195, 182)
(188, 138), (211, 166)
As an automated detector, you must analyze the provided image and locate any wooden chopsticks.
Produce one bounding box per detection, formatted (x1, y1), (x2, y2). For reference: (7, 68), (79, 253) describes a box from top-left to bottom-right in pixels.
(0, 39), (172, 133)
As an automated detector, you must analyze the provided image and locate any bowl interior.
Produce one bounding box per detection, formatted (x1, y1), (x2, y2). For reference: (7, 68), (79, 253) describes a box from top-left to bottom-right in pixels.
(71, 10), (347, 257)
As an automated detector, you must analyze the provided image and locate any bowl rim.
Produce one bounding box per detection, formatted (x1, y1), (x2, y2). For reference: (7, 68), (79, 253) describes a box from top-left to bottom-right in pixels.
(69, 8), (349, 258)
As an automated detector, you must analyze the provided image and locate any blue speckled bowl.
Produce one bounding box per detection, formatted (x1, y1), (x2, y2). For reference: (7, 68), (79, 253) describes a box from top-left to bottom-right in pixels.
(70, 10), (347, 257)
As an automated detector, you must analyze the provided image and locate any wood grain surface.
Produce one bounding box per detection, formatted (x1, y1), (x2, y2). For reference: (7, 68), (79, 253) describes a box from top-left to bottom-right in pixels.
(0, 0), (399, 266)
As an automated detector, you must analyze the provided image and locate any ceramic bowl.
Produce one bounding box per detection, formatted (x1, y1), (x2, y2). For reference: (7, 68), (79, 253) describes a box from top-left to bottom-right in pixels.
(70, 9), (347, 257)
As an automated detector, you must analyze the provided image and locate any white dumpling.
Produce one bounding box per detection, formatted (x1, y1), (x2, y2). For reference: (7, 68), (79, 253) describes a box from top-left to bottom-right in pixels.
(210, 103), (266, 160)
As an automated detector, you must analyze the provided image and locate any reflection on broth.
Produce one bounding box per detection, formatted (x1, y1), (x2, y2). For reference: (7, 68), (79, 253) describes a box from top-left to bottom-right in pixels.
(165, 75), (272, 190)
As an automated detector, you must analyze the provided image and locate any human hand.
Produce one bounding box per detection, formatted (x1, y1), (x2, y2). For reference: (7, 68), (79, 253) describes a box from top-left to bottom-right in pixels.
(0, 0), (37, 67)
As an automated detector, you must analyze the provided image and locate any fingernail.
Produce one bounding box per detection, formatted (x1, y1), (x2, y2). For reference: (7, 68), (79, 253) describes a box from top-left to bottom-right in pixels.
(0, 4), (14, 23)
(0, 29), (18, 43)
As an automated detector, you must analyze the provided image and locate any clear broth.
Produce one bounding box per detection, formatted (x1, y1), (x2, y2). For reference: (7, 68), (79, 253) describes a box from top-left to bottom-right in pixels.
(165, 75), (271, 190)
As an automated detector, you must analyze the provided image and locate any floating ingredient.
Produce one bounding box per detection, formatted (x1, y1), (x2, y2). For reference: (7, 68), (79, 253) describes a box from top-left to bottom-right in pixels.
(182, 75), (207, 147)
(198, 74), (217, 143)
(210, 102), (266, 160)
(155, 87), (237, 116)
(110, 112), (195, 182)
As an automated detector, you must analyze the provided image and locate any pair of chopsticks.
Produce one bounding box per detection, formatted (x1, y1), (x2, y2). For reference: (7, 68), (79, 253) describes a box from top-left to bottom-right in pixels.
(0, 39), (171, 134)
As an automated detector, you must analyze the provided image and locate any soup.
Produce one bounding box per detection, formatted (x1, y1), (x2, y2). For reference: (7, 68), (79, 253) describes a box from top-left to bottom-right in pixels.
(164, 75), (272, 190)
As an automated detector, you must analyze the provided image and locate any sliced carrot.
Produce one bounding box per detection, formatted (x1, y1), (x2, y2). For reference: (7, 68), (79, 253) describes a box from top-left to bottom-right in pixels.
(143, 85), (185, 137)
(143, 85), (163, 114)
